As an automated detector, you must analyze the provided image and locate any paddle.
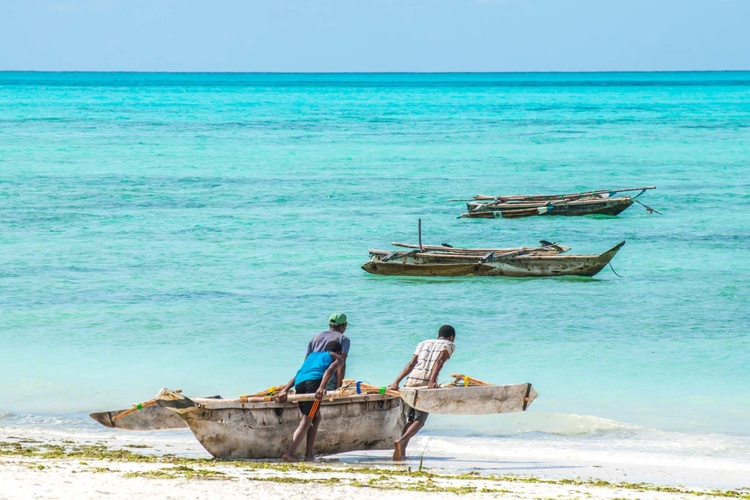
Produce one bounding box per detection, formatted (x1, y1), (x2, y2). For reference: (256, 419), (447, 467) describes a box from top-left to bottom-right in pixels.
(111, 398), (159, 422)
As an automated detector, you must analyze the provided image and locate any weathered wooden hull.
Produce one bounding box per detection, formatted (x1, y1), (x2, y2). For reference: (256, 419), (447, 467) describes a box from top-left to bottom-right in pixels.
(363, 242), (625, 278)
(158, 394), (407, 460)
(462, 198), (634, 218)
(90, 406), (188, 430)
(400, 384), (538, 415)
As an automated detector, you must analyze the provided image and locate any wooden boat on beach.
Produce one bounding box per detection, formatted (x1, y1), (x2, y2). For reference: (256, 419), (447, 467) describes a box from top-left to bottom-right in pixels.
(459, 186), (656, 219)
(362, 241), (625, 278)
(90, 378), (538, 460)
(154, 388), (406, 460)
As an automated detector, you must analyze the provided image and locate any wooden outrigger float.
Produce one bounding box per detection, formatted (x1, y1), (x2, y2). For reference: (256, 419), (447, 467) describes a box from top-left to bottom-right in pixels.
(459, 186), (657, 218)
(363, 241), (625, 278)
(401, 374), (538, 415)
(90, 405), (188, 431)
(90, 378), (539, 460)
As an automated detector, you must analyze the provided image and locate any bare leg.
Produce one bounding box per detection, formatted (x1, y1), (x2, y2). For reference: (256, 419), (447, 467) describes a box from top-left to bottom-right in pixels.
(283, 415), (313, 462)
(393, 420), (423, 461)
(303, 412), (321, 461)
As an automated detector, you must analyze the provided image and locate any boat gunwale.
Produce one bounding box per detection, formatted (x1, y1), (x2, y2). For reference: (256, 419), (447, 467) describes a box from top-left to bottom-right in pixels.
(470, 186), (655, 202)
(367, 241), (624, 263)
(166, 393), (398, 412)
(468, 196), (635, 211)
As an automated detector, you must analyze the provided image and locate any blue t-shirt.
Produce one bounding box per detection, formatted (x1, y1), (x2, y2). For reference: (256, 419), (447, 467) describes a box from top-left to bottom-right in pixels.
(306, 330), (349, 389)
(294, 351), (334, 386)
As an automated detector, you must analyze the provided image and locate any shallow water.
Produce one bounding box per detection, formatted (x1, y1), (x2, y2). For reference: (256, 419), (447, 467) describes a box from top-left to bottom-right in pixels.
(1, 72), (748, 469)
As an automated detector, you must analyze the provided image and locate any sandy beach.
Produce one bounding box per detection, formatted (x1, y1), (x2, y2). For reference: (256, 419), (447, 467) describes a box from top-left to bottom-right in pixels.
(1, 429), (747, 500)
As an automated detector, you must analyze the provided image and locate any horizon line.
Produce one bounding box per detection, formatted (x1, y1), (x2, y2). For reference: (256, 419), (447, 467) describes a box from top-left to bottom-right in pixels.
(1, 69), (749, 75)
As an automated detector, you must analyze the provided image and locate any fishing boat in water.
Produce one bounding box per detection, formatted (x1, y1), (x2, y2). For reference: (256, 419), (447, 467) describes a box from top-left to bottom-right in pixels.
(362, 241), (625, 278)
(459, 186), (657, 219)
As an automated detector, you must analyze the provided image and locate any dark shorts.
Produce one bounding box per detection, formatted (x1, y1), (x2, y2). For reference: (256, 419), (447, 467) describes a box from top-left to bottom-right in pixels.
(295, 379), (322, 418)
(405, 403), (429, 425)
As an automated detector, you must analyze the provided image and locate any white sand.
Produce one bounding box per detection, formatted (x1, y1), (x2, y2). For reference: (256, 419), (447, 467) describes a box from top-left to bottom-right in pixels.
(1, 429), (748, 499)
(0, 455), (744, 500)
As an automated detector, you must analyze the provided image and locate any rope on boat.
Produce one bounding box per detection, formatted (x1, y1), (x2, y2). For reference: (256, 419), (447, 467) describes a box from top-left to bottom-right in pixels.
(239, 384), (287, 402)
(445, 374), (492, 387)
(634, 198), (663, 215)
(608, 262), (623, 277)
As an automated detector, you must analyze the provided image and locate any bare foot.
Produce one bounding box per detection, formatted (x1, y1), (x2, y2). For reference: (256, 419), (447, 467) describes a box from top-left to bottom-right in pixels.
(392, 440), (404, 461)
(282, 454), (299, 462)
(303, 455), (314, 462)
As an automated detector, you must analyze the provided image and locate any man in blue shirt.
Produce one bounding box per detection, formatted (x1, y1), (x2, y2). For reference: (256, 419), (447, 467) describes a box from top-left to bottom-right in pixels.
(277, 340), (344, 462)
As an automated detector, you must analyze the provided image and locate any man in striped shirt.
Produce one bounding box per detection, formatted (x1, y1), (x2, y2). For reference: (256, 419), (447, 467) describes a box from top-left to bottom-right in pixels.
(387, 325), (456, 461)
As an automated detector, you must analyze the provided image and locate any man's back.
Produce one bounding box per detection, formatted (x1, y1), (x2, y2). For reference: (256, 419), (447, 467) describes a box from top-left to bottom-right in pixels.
(307, 330), (350, 357)
(405, 338), (456, 387)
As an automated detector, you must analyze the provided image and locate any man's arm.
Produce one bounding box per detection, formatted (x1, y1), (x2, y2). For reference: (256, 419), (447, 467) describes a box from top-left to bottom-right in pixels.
(316, 354), (344, 399)
(275, 376), (296, 403)
(335, 353), (347, 389)
(387, 355), (419, 391)
(426, 350), (451, 389)
(335, 336), (351, 389)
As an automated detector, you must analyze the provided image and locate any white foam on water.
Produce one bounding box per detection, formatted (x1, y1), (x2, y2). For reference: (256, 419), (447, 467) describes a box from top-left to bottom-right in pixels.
(3, 409), (749, 489)
(0, 411), (209, 458)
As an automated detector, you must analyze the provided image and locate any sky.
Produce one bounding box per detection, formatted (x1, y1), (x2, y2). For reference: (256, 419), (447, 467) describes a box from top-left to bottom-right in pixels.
(0, 0), (748, 72)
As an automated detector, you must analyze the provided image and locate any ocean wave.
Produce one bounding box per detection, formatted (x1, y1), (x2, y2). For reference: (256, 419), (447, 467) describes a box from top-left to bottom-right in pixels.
(427, 412), (639, 438)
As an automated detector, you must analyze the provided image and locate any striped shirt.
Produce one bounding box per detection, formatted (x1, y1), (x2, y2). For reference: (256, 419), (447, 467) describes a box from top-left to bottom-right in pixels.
(404, 339), (456, 387)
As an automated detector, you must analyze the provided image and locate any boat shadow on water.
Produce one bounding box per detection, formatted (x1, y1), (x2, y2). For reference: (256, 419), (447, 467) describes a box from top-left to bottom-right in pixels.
(364, 275), (609, 283)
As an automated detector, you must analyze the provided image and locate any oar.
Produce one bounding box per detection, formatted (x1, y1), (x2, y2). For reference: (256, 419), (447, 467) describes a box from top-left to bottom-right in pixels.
(236, 382), (402, 404)
(447, 373), (492, 386)
(111, 397), (159, 422)
(241, 384), (287, 398)
(341, 380), (402, 397)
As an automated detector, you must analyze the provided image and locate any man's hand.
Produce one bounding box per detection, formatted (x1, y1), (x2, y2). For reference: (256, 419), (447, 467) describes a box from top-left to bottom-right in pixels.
(314, 388), (325, 400)
(388, 383), (399, 391)
(427, 381), (438, 389)
(276, 390), (288, 403)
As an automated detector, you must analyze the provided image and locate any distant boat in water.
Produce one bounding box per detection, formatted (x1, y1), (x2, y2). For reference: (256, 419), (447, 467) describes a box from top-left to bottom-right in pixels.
(362, 241), (625, 278)
(459, 186), (657, 218)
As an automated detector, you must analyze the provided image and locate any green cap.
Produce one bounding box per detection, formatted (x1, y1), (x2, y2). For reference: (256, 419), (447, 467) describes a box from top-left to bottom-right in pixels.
(329, 312), (348, 326)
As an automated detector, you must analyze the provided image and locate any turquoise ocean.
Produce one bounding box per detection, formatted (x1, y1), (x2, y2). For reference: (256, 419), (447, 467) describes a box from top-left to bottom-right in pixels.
(1, 72), (749, 474)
